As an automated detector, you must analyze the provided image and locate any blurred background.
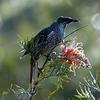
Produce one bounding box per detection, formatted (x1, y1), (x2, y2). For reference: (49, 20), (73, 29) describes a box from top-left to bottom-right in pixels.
(0, 0), (100, 99)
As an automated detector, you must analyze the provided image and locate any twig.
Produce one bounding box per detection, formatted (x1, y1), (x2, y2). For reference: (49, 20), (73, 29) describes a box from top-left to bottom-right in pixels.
(64, 25), (88, 40)
(37, 47), (55, 77)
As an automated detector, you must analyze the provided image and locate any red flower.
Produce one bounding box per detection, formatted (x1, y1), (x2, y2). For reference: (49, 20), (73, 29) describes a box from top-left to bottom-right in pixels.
(60, 39), (91, 72)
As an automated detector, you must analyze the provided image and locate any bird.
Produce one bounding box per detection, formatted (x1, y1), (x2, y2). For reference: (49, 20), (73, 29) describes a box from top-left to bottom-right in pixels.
(23, 16), (79, 83)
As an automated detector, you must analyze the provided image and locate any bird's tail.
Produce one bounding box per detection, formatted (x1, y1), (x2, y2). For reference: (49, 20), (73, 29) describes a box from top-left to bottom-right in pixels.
(30, 56), (36, 84)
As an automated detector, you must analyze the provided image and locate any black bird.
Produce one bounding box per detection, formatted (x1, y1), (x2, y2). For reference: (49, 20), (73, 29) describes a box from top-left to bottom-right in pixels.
(23, 16), (78, 83)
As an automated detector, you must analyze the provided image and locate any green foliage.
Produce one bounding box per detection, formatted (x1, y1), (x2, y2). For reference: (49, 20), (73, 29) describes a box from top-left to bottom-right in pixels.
(75, 71), (100, 100)
(75, 86), (95, 100)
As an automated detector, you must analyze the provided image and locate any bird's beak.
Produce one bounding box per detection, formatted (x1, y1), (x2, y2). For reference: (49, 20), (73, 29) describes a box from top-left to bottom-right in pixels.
(72, 19), (79, 23)
(65, 17), (79, 24)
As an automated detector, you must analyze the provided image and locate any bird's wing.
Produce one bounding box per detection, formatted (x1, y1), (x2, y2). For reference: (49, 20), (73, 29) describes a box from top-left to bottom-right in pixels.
(24, 27), (57, 57)
(25, 27), (52, 56)
(34, 27), (52, 46)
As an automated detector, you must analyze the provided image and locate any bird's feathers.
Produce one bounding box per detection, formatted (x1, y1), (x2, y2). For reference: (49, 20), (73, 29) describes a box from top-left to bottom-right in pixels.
(24, 27), (54, 58)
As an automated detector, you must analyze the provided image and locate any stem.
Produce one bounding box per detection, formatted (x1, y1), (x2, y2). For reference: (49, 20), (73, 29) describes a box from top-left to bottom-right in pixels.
(37, 47), (55, 77)
(64, 25), (88, 40)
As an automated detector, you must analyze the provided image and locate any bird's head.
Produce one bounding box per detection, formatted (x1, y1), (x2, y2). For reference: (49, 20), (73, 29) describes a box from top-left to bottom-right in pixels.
(57, 16), (79, 25)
